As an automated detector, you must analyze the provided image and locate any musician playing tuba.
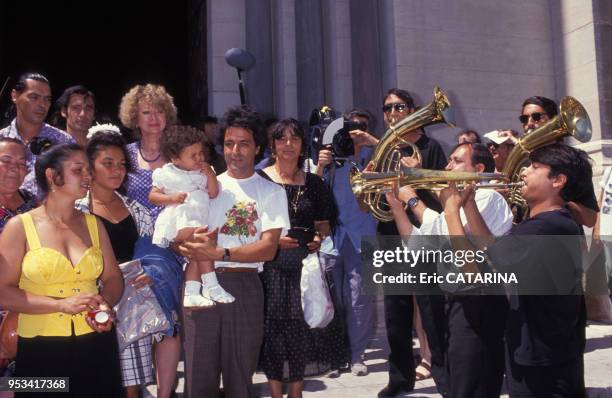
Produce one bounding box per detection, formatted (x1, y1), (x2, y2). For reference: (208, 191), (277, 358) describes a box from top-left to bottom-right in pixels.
(516, 96), (599, 226)
(377, 88), (449, 398)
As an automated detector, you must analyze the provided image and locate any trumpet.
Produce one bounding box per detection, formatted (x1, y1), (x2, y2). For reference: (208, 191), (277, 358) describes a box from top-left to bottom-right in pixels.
(350, 165), (523, 196)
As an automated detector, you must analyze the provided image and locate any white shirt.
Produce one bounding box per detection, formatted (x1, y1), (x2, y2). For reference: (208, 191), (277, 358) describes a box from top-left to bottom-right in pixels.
(415, 189), (513, 237)
(209, 172), (290, 270)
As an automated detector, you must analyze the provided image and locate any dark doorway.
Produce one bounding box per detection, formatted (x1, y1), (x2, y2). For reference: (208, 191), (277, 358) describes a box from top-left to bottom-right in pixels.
(0, 0), (197, 128)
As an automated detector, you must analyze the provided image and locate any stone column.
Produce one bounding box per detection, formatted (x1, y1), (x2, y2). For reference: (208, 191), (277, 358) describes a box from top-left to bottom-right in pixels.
(207, 0), (246, 117)
(271, 0), (298, 119)
(245, 0), (274, 115)
(551, 0), (611, 176)
(593, 0), (612, 166)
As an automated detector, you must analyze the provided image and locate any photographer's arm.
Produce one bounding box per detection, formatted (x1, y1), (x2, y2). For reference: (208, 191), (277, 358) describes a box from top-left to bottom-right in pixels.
(315, 149), (332, 177)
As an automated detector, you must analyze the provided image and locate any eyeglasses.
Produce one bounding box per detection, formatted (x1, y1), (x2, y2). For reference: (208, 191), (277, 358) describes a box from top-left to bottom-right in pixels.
(382, 103), (408, 113)
(519, 112), (546, 124)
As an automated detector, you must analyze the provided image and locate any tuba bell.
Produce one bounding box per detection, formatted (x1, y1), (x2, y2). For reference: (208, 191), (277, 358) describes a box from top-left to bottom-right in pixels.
(503, 96), (592, 212)
(360, 87), (456, 222)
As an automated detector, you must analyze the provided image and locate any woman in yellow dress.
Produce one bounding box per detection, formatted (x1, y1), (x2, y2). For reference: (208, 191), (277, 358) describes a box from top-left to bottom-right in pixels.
(0, 142), (124, 397)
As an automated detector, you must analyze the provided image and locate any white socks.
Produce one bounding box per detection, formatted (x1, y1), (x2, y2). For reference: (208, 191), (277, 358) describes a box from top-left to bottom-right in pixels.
(183, 281), (214, 308)
(201, 273), (235, 303)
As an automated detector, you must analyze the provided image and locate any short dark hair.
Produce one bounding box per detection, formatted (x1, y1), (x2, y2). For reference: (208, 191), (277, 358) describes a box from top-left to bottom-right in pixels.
(264, 117), (279, 129)
(529, 143), (592, 202)
(202, 115), (218, 125)
(34, 143), (83, 196)
(219, 106), (267, 162)
(383, 88), (415, 109)
(450, 143), (495, 173)
(456, 129), (482, 144)
(161, 125), (207, 161)
(522, 96), (558, 118)
(267, 118), (307, 169)
(345, 107), (376, 131)
(14, 73), (50, 93)
(51, 85), (96, 129)
(86, 131), (132, 193)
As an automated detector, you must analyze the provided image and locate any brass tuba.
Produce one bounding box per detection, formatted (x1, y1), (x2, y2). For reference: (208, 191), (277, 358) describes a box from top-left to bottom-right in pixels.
(503, 96), (592, 210)
(359, 87), (456, 222)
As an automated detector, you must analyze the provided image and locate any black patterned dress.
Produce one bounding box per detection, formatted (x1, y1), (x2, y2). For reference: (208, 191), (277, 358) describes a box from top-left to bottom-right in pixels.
(258, 171), (349, 382)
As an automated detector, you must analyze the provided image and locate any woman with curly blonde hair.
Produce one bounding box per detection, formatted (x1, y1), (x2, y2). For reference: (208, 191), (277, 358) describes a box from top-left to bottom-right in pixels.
(118, 84), (181, 398)
(119, 84), (177, 218)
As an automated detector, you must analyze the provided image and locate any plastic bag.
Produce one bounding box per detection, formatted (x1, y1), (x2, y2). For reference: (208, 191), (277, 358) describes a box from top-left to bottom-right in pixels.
(300, 253), (334, 328)
(114, 260), (170, 350)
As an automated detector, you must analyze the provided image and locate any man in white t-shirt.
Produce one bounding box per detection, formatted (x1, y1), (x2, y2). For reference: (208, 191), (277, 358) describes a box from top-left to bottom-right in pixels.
(388, 143), (513, 398)
(179, 106), (290, 398)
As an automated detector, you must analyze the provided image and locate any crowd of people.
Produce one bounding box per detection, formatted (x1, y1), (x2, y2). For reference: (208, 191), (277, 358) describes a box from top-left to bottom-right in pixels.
(0, 71), (610, 398)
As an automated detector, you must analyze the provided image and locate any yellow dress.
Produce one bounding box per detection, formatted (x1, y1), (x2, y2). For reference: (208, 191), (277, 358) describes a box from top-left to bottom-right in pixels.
(17, 212), (103, 337)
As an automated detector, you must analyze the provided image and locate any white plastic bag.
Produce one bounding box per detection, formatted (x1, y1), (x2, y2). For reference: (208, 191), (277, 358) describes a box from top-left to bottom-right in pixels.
(114, 260), (171, 350)
(301, 253), (334, 328)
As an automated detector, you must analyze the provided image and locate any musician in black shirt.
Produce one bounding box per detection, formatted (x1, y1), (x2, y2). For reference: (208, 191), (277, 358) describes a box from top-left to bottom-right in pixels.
(377, 88), (448, 398)
(442, 143), (592, 397)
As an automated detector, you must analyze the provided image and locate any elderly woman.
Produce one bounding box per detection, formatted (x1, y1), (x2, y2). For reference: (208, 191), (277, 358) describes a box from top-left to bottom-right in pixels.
(0, 143), (124, 397)
(0, 138), (37, 232)
(0, 138), (37, 383)
(118, 84), (181, 398)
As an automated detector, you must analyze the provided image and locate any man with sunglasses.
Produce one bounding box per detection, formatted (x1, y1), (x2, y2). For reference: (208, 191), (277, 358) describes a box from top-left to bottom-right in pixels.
(519, 96), (557, 135)
(378, 88), (448, 398)
(518, 96), (598, 227)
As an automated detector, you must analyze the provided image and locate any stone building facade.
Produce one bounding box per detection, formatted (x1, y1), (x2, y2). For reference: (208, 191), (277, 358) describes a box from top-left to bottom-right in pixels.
(201, 0), (611, 178)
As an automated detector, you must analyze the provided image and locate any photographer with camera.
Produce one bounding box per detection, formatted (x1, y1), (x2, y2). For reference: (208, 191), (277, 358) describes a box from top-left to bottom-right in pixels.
(314, 107), (378, 377)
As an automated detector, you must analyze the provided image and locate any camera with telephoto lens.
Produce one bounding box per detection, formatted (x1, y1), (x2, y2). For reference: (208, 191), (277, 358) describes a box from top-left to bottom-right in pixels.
(309, 106), (366, 160)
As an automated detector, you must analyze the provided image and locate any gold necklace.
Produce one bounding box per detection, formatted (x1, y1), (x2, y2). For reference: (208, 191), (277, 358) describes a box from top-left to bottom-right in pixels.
(92, 195), (120, 223)
(275, 166), (304, 214)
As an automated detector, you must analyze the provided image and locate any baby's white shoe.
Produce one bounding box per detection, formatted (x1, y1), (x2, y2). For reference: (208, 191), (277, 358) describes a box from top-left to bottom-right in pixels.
(206, 285), (236, 304)
(183, 293), (215, 308)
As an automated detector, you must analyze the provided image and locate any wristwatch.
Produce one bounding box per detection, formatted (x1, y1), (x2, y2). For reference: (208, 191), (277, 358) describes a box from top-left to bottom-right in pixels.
(222, 248), (231, 262)
(407, 197), (420, 209)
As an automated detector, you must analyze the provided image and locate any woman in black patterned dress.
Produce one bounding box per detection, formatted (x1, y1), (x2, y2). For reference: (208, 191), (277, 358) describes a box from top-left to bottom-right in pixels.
(259, 119), (348, 398)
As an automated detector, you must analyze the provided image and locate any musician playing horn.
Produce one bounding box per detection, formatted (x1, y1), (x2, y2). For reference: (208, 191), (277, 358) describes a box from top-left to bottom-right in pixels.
(440, 143), (592, 398)
(519, 96), (599, 227)
(386, 142), (513, 398)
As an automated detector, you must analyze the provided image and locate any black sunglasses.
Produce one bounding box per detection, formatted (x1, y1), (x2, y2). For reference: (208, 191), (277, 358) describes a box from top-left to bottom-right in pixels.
(519, 112), (546, 124)
(382, 103), (408, 113)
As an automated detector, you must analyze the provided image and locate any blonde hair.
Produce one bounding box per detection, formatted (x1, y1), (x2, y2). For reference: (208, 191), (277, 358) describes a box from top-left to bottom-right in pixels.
(118, 84), (177, 136)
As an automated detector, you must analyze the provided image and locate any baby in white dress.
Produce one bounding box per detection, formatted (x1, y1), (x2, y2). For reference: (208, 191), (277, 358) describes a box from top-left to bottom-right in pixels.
(149, 125), (234, 307)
